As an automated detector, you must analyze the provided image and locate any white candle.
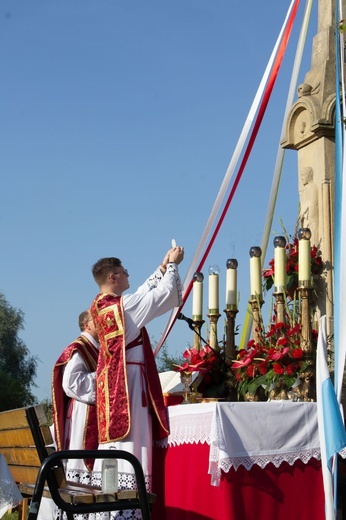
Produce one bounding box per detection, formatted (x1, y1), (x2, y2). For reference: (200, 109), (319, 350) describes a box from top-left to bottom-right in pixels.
(298, 229), (311, 282)
(226, 259), (238, 307)
(249, 247), (262, 297)
(208, 269), (219, 313)
(192, 279), (203, 319)
(274, 236), (287, 291)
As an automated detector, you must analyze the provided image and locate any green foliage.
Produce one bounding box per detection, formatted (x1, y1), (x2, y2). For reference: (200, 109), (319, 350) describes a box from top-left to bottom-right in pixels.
(2, 512), (18, 520)
(0, 292), (38, 411)
(154, 342), (185, 373)
(41, 398), (53, 424)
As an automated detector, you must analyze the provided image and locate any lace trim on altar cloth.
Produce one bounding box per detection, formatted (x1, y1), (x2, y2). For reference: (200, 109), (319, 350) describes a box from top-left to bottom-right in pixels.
(208, 448), (322, 487)
(155, 409), (214, 447)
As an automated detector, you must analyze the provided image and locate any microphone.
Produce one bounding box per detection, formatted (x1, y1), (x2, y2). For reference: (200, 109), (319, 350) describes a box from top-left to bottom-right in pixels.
(177, 312), (196, 330)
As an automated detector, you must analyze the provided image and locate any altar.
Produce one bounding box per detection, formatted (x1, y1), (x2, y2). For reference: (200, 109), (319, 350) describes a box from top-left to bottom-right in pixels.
(152, 401), (325, 520)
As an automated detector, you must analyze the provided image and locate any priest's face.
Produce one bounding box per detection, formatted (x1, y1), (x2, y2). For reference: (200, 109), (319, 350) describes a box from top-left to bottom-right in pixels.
(112, 266), (130, 294)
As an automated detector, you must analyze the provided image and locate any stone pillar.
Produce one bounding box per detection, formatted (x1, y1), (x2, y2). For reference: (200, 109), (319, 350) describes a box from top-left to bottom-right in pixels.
(280, 0), (342, 339)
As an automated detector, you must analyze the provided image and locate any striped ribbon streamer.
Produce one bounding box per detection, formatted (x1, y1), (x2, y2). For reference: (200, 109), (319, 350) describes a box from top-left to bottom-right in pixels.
(239, 0), (313, 349)
(154, 0), (301, 357)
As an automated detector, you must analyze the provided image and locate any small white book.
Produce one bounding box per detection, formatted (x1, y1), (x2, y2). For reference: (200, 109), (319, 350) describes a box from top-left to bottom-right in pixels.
(159, 370), (200, 394)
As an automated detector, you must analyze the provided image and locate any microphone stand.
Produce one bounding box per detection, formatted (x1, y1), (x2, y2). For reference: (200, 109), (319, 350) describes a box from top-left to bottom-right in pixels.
(178, 316), (223, 360)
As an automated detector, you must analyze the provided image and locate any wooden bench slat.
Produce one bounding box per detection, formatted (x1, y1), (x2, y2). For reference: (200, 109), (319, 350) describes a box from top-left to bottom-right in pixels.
(19, 483), (157, 505)
(1, 447), (41, 466)
(9, 465), (41, 485)
(0, 427), (35, 448)
(0, 408), (30, 429)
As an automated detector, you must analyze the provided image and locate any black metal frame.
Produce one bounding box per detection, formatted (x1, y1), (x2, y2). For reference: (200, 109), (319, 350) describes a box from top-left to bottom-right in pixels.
(27, 449), (152, 520)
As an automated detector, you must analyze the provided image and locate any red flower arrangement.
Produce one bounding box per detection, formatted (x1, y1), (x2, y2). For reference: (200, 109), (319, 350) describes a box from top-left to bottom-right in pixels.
(173, 345), (218, 373)
(174, 344), (231, 398)
(231, 320), (317, 399)
(262, 235), (323, 296)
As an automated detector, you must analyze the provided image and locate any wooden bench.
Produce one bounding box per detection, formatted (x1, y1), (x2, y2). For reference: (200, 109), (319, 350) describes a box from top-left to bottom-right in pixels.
(0, 405), (155, 520)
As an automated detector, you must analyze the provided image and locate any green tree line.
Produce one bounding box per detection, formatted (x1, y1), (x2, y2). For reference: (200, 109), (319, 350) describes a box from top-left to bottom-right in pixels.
(0, 293), (38, 412)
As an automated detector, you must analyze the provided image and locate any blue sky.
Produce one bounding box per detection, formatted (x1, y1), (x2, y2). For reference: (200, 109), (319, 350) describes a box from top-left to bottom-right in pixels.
(0, 1), (318, 402)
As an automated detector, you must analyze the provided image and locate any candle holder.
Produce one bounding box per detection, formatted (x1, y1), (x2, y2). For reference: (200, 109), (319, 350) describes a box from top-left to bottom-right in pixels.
(224, 306), (238, 361)
(192, 319), (205, 351)
(207, 313), (221, 352)
(299, 285), (313, 356)
(248, 296), (264, 345)
(292, 284), (316, 402)
(272, 291), (286, 325)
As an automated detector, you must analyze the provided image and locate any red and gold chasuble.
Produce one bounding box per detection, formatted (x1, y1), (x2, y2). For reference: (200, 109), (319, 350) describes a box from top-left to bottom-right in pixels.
(91, 293), (169, 444)
(52, 336), (99, 470)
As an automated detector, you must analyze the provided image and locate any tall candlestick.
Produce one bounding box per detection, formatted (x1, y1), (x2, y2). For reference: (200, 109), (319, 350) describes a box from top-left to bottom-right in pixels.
(226, 258), (238, 308)
(274, 236), (287, 292)
(208, 265), (220, 314)
(249, 246), (262, 298)
(192, 272), (204, 319)
(298, 228), (311, 284)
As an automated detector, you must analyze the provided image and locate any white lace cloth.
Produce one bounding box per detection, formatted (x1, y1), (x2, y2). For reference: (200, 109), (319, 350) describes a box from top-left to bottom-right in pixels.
(156, 402), (217, 447)
(209, 401), (321, 486)
(0, 453), (23, 518)
(156, 401), (323, 487)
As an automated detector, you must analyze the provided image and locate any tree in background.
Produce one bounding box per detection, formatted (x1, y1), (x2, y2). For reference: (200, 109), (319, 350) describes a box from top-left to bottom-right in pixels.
(0, 293), (38, 411)
(155, 342), (184, 373)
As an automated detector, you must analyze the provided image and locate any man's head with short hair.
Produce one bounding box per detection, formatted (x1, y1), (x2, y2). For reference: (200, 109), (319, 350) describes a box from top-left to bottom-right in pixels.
(92, 258), (122, 286)
(79, 310), (92, 331)
(78, 309), (98, 340)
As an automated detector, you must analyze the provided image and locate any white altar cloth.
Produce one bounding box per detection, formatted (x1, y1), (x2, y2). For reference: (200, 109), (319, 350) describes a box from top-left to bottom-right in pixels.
(209, 401), (321, 485)
(0, 453), (23, 518)
(156, 401), (322, 486)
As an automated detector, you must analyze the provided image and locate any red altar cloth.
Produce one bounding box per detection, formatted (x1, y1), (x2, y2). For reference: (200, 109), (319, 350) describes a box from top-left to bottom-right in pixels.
(152, 442), (325, 520)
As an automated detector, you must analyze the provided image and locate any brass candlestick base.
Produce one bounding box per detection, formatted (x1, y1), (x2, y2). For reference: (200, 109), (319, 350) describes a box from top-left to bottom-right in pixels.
(224, 307), (238, 361)
(294, 284), (316, 401)
(249, 297), (264, 345)
(299, 285), (313, 355)
(191, 319), (205, 351)
(207, 313), (221, 351)
(273, 290), (285, 325)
